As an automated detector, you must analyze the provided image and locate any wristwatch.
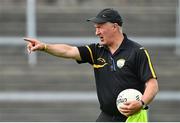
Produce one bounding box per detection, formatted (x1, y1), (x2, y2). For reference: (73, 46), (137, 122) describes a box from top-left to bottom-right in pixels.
(140, 100), (149, 110)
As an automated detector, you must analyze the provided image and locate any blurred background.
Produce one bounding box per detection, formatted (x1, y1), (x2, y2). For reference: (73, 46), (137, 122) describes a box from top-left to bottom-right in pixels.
(0, 0), (180, 122)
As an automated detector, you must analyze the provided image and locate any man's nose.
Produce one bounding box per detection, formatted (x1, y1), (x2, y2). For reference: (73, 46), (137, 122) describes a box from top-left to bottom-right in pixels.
(95, 28), (100, 36)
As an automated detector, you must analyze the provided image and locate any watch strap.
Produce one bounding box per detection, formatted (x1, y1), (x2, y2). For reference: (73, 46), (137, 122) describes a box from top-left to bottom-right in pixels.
(140, 100), (149, 110)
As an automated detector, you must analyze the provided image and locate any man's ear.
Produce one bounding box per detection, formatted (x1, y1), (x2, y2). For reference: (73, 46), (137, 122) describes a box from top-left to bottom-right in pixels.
(113, 23), (119, 31)
(114, 23), (119, 28)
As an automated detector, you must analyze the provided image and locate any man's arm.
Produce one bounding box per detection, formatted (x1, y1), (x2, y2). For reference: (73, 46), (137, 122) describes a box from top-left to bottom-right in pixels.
(141, 78), (159, 105)
(24, 38), (81, 61)
(43, 44), (81, 60)
(119, 78), (159, 116)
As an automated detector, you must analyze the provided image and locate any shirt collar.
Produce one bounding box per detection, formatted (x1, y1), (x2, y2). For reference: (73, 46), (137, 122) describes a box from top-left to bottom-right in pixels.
(98, 33), (129, 51)
(118, 33), (129, 50)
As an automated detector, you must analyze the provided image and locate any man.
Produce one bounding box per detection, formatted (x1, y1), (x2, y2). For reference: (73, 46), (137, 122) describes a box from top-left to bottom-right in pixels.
(25, 8), (159, 122)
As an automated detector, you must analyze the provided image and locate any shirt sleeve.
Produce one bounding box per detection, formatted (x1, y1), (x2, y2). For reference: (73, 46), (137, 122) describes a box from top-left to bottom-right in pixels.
(76, 44), (96, 65)
(136, 48), (157, 83)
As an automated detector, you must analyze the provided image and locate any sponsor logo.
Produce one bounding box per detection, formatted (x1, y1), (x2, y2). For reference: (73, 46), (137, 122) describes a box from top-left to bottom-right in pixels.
(93, 57), (108, 69)
(97, 58), (106, 63)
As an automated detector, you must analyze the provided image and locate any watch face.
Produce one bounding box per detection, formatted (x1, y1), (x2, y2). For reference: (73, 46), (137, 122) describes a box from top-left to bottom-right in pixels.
(142, 104), (149, 110)
(140, 100), (148, 109)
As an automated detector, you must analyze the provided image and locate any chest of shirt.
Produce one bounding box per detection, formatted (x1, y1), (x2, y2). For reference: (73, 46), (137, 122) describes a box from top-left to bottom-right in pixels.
(94, 49), (136, 74)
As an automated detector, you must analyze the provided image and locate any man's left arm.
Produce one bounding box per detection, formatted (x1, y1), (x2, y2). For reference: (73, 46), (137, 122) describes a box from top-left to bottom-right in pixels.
(119, 78), (158, 116)
(141, 78), (159, 106)
(119, 48), (159, 116)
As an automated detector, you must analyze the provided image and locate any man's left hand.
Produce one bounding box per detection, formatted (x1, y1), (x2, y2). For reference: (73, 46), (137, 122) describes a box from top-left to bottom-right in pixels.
(118, 100), (142, 117)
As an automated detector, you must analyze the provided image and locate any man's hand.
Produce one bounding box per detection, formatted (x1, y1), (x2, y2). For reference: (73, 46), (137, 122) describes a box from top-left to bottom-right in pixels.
(118, 100), (142, 117)
(24, 38), (46, 54)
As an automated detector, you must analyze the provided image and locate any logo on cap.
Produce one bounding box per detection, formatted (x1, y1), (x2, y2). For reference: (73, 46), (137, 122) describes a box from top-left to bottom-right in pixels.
(102, 15), (106, 18)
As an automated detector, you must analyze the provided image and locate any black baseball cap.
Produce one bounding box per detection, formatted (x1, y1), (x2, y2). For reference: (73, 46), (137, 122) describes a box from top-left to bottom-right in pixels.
(87, 8), (123, 26)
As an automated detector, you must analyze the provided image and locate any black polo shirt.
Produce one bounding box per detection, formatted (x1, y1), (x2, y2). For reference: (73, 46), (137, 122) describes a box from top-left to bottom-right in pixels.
(77, 34), (157, 118)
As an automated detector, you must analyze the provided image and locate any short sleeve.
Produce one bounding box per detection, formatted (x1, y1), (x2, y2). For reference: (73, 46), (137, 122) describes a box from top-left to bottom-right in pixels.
(76, 44), (96, 65)
(136, 48), (157, 83)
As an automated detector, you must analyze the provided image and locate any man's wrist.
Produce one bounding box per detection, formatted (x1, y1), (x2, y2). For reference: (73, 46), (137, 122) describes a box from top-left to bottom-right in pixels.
(43, 44), (47, 51)
(140, 100), (149, 110)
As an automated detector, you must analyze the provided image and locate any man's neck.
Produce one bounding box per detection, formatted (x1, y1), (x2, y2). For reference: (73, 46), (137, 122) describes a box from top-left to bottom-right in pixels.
(108, 33), (124, 54)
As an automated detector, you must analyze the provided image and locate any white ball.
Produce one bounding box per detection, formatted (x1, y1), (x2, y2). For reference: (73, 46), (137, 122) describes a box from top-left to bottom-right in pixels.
(116, 89), (142, 109)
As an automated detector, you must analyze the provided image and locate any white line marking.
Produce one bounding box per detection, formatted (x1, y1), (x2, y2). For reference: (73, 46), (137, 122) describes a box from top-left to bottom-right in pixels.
(0, 91), (179, 102)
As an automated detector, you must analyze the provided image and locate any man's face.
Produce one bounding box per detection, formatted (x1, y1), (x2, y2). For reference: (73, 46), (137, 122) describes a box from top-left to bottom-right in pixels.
(94, 22), (115, 45)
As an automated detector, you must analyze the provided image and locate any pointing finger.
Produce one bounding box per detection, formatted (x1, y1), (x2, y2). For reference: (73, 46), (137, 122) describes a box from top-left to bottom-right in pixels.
(24, 37), (38, 46)
(24, 38), (34, 43)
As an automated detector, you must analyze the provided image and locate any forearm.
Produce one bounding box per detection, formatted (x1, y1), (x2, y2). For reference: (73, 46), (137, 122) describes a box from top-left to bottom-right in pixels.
(118, 79), (158, 116)
(141, 78), (159, 105)
(44, 44), (70, 57)
(44, 43), (81, 60)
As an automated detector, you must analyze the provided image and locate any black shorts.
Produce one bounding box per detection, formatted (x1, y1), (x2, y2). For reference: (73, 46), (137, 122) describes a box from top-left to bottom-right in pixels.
(96, 111), (127, 122)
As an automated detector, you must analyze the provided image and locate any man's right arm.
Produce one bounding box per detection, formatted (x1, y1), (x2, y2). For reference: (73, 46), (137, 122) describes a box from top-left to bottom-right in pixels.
(44, 44), (81, 61)
(24, 38), (81, 61)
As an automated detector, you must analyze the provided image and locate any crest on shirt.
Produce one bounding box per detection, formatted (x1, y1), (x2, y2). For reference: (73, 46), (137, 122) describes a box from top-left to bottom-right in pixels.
(117, 59), (125, 69)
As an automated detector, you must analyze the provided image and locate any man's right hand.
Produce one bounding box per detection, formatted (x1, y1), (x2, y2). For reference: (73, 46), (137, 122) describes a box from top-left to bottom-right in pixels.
(24, 37), (46, 54)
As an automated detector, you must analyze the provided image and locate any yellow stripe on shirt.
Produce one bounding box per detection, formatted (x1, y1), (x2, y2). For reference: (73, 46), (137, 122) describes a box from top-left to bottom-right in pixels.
(144, 49), (157, 78)
(86, 45), (94, 64)
(93, 63), (108, 69)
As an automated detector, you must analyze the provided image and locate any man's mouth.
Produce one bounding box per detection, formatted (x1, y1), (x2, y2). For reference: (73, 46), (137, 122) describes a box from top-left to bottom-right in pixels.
(100, 36), (104, 41)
